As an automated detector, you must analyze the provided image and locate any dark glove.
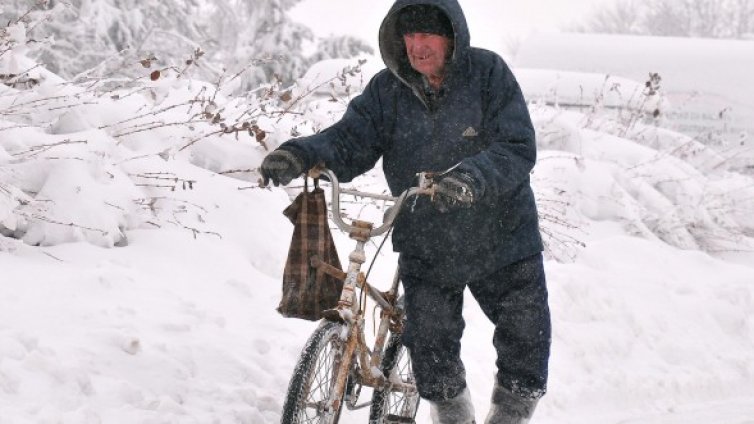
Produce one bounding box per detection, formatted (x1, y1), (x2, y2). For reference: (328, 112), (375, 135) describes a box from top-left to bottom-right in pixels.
(432, 171), (477, 213)
(260, 149), (305, 186)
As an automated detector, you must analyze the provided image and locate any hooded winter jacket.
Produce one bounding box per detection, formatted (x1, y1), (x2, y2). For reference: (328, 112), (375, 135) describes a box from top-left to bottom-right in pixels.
(279, 0), (543, 283)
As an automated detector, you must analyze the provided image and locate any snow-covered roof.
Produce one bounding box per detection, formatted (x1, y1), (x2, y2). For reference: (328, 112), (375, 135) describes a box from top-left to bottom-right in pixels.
(513, 32), (754, 155)
(516, 68), (666, 113)
(513, 32), (754, 107)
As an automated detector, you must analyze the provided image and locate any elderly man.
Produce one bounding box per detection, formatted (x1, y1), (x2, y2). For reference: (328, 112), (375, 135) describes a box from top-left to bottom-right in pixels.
(261, 1), (551, 422)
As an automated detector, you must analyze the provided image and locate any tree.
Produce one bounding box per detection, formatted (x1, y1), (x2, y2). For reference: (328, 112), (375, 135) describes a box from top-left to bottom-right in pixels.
(1, 0), (373, 92)
(577, 0), (754, 39)
(580, 0), (643, 35)
(201, 0), (315, 92)
(1, 0), (207, 79)
(643, 0), (693, 36)
(309, 35), (374, 63)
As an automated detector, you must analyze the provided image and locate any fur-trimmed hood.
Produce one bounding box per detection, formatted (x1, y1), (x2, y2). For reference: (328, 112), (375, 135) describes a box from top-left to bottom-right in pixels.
(379, 0), (471, 90)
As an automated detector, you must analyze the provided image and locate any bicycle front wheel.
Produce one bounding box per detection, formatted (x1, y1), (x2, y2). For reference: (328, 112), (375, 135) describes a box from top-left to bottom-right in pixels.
(368, 330), (420, 424)
(281, 321), (348, 424)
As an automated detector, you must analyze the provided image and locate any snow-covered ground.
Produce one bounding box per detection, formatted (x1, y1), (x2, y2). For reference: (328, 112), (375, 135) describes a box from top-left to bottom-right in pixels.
(5, 219), (754, 424)
(2, 33), (754, 424)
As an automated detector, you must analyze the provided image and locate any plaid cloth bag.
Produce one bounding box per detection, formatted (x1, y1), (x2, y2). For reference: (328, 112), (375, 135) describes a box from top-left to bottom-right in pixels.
(278, 181), (344, 321)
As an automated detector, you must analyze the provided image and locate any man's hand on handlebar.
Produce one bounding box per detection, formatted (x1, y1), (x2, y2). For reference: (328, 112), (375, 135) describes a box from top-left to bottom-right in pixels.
(432, 171), (477, 213)
(260, 149), (305, 187)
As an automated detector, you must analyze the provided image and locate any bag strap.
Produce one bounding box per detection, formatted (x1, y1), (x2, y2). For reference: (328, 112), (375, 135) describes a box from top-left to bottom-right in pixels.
(304, 176), (320, 193)
(310, 255), (347, 281)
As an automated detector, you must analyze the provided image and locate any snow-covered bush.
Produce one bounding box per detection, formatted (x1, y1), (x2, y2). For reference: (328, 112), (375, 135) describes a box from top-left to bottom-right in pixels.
(0, 16), (375, 249)
(531, 104), (754, 260)
(518, 69), (667, 139)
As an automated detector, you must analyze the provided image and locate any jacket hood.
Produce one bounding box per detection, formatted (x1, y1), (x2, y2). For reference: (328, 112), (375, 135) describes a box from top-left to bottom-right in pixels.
(379, 0), (471, 89)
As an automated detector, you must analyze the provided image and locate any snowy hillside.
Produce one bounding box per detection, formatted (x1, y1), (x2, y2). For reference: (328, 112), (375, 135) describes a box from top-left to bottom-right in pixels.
(513, 32), (754, 172)
(3, 26), (754, 424)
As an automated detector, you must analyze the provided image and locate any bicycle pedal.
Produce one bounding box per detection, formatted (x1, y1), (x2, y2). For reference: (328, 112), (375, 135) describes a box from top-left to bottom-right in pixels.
(383, 415), (415, 424)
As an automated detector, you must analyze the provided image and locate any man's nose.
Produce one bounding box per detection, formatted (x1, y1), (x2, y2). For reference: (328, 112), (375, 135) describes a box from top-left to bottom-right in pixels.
(410, 39), (429, 50)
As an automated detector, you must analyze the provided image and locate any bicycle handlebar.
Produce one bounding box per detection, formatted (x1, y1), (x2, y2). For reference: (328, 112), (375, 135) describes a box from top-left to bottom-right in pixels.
(318, 168), (434, 237)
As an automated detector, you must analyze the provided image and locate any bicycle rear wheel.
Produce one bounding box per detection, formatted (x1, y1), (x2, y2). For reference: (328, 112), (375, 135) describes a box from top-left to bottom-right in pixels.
(281, 321), (347, 424)
(368, 330), (420, 423)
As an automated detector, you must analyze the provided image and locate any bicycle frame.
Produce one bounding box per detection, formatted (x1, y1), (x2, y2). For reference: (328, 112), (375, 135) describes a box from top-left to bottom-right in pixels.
(313, 168), (433, 417)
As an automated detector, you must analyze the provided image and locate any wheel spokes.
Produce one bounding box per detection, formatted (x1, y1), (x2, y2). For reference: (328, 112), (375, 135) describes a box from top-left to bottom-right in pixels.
(297, 336), (341, 423)
(384, 347), (419, 416)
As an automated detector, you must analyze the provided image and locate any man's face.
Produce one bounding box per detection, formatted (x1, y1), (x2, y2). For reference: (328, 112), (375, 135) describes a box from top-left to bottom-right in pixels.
(403, 32), (452, 79)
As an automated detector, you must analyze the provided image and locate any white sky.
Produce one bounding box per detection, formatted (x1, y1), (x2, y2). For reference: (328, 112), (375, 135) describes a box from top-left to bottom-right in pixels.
(290, 0), (618, 55)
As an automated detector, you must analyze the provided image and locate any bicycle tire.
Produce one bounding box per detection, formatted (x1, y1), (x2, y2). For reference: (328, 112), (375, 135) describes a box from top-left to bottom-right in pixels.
(368, 330), (420, 424)
(281, 321), (348, 424)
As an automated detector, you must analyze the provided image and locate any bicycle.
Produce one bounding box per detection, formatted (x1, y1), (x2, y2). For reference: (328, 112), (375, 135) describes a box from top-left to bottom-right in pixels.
(280, 168), (436, 424)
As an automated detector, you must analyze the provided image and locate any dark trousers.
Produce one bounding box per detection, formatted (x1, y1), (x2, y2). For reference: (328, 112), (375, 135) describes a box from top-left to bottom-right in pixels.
(400, 253), (551, 401)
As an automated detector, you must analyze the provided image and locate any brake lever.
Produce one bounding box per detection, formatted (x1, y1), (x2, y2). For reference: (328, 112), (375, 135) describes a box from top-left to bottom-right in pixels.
(411, 172), (437, 212)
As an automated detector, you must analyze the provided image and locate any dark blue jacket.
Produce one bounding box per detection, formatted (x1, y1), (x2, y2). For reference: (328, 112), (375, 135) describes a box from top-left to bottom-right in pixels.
(280, 0), (543, 284)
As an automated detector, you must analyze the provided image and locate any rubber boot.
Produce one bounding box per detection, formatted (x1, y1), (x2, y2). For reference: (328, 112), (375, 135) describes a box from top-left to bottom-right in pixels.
(484, 382), (538, 424)
(429, 387), (476, 424)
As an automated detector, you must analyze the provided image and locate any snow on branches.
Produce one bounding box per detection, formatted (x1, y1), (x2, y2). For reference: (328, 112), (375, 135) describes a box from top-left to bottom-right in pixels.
(0, 14), (371, 248)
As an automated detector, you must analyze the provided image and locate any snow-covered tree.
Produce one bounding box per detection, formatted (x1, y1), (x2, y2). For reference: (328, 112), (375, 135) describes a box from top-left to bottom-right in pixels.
(309, 35), (375, 63)
(201, 0), (314, 92)
(578, 0), (754, 39)
(1, 0), (373, 93)
(0, 0), (207, 79)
